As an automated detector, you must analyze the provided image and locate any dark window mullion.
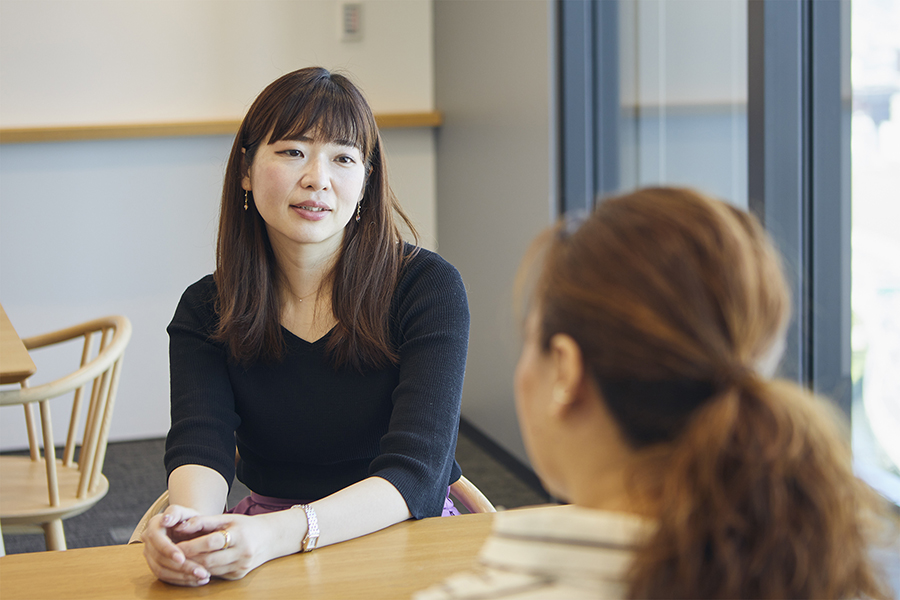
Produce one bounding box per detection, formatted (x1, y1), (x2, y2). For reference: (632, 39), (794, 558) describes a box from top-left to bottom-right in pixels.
(809, 0), (852, 416)
(559, 0), (596, 214)
(748, 0), (809, 387)
(593, 0), (619, 197)
(748, 0), (850, 417)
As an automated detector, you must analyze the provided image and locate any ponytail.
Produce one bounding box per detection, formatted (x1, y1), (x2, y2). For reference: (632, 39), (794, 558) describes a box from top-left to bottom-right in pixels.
(626, 378), (892, 599)
(526, 188), (892, 598)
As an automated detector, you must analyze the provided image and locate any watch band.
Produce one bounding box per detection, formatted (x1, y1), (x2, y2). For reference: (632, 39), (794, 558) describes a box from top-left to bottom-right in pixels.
(293, 503), (319, 552)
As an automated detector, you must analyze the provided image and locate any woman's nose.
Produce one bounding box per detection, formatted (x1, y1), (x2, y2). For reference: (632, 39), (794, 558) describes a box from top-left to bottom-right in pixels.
(300, 156), (329, 190)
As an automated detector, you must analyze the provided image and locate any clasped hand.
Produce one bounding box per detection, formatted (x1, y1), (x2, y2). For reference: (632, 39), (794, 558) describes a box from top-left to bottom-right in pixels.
(141, 504), (276, 586)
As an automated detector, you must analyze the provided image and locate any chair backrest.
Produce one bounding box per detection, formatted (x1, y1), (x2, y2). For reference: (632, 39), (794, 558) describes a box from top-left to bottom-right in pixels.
(450, 475), (497, 513)
(0, 316), (131, 505)
(128, 489), (170, 544)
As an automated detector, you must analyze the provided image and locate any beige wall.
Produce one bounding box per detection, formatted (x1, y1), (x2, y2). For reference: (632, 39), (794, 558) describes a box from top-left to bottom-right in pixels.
(1, 0), (560, 464)
(0, 0), (434, 125)
(434, 0), (557, 464)
(0, 0), (436, 450)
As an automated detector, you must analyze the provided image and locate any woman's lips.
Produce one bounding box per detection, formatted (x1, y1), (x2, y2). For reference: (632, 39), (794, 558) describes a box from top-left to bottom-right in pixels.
(291, 204), (332, 221)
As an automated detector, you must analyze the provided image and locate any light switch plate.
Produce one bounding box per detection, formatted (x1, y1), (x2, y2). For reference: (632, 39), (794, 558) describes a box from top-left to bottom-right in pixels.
(340, 3), (363, 42)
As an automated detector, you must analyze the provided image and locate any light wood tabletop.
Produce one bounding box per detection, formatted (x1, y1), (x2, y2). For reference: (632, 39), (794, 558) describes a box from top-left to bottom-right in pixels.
(0, 511), (494, 600)
(0, 304), (36, 385)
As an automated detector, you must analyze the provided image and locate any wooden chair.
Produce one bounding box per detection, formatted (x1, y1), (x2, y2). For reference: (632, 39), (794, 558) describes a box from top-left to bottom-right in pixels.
(128, 475), (495, 544)
(0, 315), (131, 551)
(450, 475), (496, 514)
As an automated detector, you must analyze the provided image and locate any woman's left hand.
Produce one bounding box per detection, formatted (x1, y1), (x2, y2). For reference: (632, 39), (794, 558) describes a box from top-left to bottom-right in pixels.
(170, 513), (282, 581)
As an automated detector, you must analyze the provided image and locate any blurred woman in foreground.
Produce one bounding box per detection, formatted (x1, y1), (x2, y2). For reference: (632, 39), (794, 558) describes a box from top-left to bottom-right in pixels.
(417, 187), (892, 599)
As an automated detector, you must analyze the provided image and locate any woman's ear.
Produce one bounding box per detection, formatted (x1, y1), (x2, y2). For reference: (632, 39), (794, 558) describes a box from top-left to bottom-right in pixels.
(547, 334), (586, 415)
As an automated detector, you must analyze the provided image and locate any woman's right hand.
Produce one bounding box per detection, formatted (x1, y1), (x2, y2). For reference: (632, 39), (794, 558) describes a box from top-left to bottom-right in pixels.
(141, 504), (215, 586)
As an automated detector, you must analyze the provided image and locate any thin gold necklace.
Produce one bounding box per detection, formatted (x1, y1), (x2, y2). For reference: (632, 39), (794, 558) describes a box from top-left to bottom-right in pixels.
(286, 287), (318, 303)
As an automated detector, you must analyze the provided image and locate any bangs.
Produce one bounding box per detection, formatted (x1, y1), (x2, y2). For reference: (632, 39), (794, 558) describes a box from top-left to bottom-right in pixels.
(267, 81), (375, 157)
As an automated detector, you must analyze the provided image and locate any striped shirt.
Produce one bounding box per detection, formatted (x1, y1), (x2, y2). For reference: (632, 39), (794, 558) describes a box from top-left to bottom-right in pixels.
(414, 505), (655, 600)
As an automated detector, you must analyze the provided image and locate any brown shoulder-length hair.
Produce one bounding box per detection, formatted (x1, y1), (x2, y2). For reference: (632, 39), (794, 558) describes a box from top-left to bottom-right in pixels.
(215, 67), (418, 371)
(524, 187), (891, 599)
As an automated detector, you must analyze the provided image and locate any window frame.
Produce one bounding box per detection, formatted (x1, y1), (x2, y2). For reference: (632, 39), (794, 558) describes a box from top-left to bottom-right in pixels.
(559, 0), (852, 416)
(748, 0), (852, 416)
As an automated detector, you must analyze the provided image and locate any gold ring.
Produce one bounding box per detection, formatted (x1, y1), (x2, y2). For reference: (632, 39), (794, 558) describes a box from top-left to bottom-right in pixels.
(220, 529), (232, 550)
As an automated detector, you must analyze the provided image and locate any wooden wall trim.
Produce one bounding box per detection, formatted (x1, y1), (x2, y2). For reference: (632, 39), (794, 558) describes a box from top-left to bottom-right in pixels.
(0, 111), (443, 144)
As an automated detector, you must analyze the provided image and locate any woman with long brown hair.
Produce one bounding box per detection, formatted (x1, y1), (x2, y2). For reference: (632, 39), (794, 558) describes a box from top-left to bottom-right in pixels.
(418, 187), (891, 599)
(141, 67), (469, 586)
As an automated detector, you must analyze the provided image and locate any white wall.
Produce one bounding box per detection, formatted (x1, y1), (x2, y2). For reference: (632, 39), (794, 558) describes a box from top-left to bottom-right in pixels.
(0, 0), (434, 124)
(0, 0), (436, 451)
(434, 0), (557, 465)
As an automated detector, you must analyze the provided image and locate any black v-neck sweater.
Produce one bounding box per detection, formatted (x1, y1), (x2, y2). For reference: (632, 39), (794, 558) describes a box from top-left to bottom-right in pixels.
(164, 247), (469, 519)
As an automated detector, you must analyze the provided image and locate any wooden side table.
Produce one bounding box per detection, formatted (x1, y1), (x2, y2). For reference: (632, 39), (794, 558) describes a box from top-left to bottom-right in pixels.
(0, 302), (37, 555)
(0, 303), (36, 384)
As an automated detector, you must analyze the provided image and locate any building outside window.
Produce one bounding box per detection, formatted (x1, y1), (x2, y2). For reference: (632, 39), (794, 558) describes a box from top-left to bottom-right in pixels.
(850, 0), (900, 497)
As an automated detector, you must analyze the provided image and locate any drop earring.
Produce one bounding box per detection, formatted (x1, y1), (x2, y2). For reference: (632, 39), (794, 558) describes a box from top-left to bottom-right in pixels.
(244, 190), (249, 211)
(356, 201), (361, 223)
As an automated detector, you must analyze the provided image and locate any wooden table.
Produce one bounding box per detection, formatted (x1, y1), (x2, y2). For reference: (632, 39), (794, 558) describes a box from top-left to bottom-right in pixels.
(0, 512), (494, 599)
(0, 303), (37, 557)
(0, 303), (36, 385)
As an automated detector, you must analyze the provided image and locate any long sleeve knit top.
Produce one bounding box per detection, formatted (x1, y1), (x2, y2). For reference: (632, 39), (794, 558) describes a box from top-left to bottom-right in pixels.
(164, 246), (469, 519)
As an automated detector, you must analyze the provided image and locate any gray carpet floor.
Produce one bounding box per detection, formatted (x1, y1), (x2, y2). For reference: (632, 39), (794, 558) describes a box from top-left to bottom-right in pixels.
(2, 428), (549, 554)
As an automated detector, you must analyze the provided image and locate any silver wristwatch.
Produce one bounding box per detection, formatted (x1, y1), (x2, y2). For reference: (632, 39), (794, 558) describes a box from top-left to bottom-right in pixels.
(293, 503), (319, 552)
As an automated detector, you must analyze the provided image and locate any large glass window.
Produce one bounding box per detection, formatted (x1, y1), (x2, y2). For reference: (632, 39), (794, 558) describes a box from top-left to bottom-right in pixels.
(558, 0), (747, 211)
(850, 0), (900, 495)
(618, 0), (747, 207)
(559, 0), (898, 507)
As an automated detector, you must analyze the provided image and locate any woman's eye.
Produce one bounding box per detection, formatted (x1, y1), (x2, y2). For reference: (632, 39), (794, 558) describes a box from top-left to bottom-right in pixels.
(336, 155), (356, 164)
(278, 149), (303, 157)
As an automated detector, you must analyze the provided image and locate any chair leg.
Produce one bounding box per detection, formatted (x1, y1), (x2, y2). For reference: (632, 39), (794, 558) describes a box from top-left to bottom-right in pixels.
(43, 520), (67, 551)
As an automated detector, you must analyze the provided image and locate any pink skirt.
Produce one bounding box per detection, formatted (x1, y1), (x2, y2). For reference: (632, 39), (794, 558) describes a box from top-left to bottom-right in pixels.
(228, 486), (460, 517)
